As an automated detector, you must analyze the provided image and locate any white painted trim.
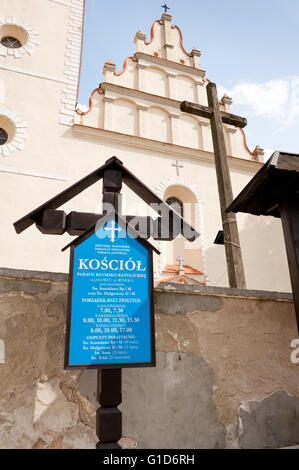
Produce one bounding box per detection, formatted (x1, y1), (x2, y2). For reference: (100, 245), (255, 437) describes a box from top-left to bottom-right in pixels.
(72, 124), (263, 172)
(0, 17), (40, 58)
(49, 0), (72, 6)
(0, 165), (68, 181)
(0, 63), (68, 84)
(59, 0), (84, 126)
(0, 108), (28, 156)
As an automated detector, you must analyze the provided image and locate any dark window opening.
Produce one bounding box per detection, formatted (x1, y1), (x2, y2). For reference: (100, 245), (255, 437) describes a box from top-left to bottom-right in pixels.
(0, 128), (8, 145)
(1, 36), (22, 49)
(166, 196), (184, 218)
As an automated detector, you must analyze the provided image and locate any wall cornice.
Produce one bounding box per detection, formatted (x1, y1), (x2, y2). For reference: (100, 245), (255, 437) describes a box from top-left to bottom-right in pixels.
(101, 82), (182, 111)
(135, 52), (206, 78)
(72, 123), (263, 172)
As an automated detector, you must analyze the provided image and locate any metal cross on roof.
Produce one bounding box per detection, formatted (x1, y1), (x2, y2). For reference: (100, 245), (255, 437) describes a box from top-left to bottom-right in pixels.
(177, 255), (184, 275)
(161, 4), (170, 13)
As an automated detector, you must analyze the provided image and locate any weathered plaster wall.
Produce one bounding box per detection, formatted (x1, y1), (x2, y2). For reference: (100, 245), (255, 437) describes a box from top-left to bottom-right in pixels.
(0, 269), (298, 449)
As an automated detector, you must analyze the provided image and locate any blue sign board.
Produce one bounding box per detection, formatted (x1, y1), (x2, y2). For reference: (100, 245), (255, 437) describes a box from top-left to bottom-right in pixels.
(64, 215), (156, 369)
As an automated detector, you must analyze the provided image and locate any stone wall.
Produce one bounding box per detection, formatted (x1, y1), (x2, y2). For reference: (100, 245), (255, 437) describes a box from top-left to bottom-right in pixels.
(0, 268), (298, 449)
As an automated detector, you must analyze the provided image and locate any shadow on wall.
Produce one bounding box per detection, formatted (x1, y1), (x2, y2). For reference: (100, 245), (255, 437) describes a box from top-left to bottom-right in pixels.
(205, 213), (291, 292)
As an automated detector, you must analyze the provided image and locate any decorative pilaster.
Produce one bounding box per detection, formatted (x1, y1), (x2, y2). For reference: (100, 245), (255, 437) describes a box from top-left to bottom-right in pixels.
(134, 30), (147, 53)
(200, 120), (212, 152)
(220, 94), (233, 113)
(195, 80), (205, 105)
(103, 60), (116, 83)
(137, 105), (148, 138)
(136, 63), (147, 92)
(161, 13), (174, 60)
(103, 97), (114, 131)
(224, 126), (236, 156)
(168, 73), (177, 100)
(169, 113), (180, 145)
(253, 145), (265, 163)
(191, 48), (201, 69)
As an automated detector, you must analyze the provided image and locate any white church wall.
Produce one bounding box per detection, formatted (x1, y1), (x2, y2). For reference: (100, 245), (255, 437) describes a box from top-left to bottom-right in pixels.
(146, 106), (171, 143)
(112, 98), (138, 136)
(178, 114), (202, 149)
(0, 4), (291, 292)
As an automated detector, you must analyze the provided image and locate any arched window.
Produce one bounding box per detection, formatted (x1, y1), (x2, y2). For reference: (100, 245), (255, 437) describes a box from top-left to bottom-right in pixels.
(166, 196), (184, 218)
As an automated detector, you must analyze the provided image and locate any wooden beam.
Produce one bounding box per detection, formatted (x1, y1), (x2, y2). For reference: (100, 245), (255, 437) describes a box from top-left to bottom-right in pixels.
(14, 155), (200, 241)
(206, 82), (246, 288)
(36, 209), (66, 235)
(180, 101), (247, 128)
(221, 110), (247, 129)
(279, 193), (299, 333)
(180, 101), (213, 119)
(36, 210), (182, 241)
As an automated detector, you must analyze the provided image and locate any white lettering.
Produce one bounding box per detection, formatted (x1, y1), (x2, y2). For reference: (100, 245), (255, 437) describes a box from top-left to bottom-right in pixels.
(78, 257), (146, 272)
(89, 259), (100, 270)
(109, 260), (119, 270)
(290, 339), (299, 364)
(79, 259), (89, 269)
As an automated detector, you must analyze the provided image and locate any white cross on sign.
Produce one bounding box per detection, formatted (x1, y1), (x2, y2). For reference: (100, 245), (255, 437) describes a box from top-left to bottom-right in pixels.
(104, 221), (121, 243)
(172, 160), (184, 176)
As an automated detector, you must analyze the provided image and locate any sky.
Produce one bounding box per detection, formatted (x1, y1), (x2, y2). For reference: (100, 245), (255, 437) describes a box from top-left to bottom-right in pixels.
(78, 0), (299, 157)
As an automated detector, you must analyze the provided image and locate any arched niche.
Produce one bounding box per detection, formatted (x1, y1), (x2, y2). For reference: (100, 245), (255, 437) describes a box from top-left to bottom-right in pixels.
(146, 106), (171, 143)
(162, 184), (205, 279)
(145, 66), (169, 98)
(176, 74), (197, 103)
(112, 98), (138, 136)
(178, 114), (202, 149)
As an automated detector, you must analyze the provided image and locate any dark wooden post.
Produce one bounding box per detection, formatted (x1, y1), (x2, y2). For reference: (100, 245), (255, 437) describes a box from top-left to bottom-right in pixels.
(279, 192), (299, 331)
(96, 164), (123, 449)
(206, 82), (246, 288)
(180, 84), (247, 288)
(96, 369), (122, 449)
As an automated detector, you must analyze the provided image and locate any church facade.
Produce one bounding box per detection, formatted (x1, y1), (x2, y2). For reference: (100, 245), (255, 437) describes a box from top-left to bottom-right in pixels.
(1, 0), (299, 451)
(0, 0), (291, 290)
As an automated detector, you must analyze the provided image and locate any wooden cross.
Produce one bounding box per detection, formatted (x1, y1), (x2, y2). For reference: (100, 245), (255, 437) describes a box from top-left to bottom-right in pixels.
(172, 159), (184, 176)
(181, 82), (247, 289)
(161, 4), (170, 13)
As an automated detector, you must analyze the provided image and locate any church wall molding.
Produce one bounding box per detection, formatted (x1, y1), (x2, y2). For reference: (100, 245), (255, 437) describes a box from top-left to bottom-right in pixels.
(0, 63), (68, 84)
(135, 52), (206, 78)
(0, 164), (67, 181)
(72, 123), (263, 173)
(100, 82), (188, 112)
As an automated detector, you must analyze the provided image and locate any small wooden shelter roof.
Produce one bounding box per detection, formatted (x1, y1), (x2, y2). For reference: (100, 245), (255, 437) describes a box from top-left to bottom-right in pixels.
(226, 151), (299, 218)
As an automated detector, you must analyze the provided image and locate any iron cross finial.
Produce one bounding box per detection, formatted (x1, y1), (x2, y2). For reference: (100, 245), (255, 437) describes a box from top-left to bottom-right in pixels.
(161, 4), (170, 13)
